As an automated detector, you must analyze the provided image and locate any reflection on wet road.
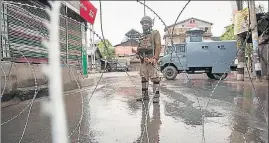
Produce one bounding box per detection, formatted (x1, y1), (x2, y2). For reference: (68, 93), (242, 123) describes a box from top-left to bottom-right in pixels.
(1, 72), (268, 143)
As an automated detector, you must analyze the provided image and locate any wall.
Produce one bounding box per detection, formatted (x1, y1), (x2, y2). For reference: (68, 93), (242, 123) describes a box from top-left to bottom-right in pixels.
(1, 62), (82, 100)
(115, 46), (137, 56)
(174, 18), (212, 28)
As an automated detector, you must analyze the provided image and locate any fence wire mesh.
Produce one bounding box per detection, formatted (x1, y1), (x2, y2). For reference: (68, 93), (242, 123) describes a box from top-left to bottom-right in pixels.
(0, 1), (268, 143)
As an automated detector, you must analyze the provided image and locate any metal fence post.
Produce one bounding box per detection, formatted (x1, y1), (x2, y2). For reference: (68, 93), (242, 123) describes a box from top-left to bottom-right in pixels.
(81, 22), (87, 78)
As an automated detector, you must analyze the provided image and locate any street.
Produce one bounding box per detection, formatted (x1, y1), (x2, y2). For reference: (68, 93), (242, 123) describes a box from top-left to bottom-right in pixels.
(1, 72), (268, 143)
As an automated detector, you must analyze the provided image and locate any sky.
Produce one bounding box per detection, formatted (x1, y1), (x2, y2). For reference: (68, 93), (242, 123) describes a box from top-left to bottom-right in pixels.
(87, 1), (268, 46)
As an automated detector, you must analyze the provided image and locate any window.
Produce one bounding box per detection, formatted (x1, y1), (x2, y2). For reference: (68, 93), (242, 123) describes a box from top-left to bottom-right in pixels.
(165, 46), (174, 55)
(179, 45), (185, 52)
(202, 45), (209, 50)
(190, 34), (202, 42)
(175, 44), (185, 53)
(205, 27), (208, 32)
(190, 19), (195, 23)
(182, 25), (184, 27)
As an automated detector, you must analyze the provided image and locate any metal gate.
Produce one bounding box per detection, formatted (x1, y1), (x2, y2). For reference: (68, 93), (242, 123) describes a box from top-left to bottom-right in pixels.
(1, 1), (84, 68)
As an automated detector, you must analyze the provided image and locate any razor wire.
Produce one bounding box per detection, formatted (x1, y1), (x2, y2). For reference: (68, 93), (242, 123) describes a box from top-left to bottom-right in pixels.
(92, 1), (151, 141)
(137, 0), (269, 142)
(1, 1), (268, 143)
(204, 10), (269, 125)
(1, 5), (207, 142)
(0, 5), (40, 128)
(3, 8), (92, 143)
(136, 1), (211, 142)
(0, 2), (88, 142)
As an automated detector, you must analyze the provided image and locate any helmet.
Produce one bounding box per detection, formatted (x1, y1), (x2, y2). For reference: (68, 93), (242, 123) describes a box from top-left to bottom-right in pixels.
(140, 16), (153, 24)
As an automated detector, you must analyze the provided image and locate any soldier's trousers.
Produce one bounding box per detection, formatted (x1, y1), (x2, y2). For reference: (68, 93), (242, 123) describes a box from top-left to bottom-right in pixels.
(139, 62), (160, 98)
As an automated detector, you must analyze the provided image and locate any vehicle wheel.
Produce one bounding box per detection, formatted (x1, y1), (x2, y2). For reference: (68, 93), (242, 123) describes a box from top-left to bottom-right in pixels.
(212, 73), (228, 80)
(206, 73), (215, 79)
(163, 66), (178, 80)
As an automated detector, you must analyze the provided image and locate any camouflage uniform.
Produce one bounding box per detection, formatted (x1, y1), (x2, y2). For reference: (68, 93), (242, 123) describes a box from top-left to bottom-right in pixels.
(136, 16), (162, 103)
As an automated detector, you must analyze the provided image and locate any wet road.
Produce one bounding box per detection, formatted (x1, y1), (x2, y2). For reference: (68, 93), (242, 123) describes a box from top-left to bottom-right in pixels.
(1, 72), (268, 143)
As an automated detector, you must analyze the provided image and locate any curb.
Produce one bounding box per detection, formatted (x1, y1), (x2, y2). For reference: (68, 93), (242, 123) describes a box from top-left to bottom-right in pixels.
(223, 79), (268, 87)
(1, 77), (97, 108)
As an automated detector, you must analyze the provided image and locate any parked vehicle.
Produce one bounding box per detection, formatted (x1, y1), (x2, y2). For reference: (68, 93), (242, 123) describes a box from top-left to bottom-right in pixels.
(107, 60), (118, 72)
(159, 41), (238, 80)
(117, 59), (129, 71)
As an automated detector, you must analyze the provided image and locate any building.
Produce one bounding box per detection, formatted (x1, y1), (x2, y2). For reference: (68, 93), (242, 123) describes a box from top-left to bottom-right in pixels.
(114, 29), (141, 71)
(123, 29), (141, 42)
(1, 0), (89, 67)
(114, 29), (168, 71)
(163, 17), (213, 44)
(87, 46), (103, 73)
(1, 0), (91, 99)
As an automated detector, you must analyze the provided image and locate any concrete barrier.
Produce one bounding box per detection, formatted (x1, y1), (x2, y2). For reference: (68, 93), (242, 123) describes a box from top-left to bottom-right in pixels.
(1, 62), (83, 101)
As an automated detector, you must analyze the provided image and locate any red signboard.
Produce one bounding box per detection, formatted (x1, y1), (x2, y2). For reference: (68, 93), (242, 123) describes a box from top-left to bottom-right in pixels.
(80, 0), (97, 24)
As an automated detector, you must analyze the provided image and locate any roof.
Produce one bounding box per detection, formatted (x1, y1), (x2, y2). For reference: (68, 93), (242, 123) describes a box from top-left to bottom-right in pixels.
(87, 46), (102, 58)
(185, 27), (205, 33)
(165, 17), (213, 30)
(125, 29), (141, 37)
(114, 39), (139, 47)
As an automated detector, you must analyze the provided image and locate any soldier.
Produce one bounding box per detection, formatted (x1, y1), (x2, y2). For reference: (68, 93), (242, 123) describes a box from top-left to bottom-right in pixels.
(136, 16), (162, 103)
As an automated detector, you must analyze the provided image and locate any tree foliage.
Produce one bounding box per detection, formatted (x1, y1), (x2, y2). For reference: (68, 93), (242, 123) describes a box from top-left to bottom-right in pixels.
(220, 25), (236, 41)
(220, 5), (265, 41)
(106, 46), (115, 60)
(96, 40), (115, 59)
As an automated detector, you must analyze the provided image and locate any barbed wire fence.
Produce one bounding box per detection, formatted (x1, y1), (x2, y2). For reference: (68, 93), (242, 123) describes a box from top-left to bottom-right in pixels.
(0, 1), (268, 143)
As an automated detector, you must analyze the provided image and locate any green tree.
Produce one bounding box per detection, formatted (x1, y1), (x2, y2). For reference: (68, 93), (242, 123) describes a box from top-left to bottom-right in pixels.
(220, 4), (264, 41)
(220, 24), (236, 40)
(96, 39), (114, 59)
(106, 46), (115, 60)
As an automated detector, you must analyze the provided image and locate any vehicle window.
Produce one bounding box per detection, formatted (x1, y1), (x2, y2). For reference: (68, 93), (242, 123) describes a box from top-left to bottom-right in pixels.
(165, 46), (174, 55)
(175, 45), (185, 53)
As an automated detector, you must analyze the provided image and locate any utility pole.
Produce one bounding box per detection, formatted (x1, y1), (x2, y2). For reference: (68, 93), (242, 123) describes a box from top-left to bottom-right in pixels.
(249, 0), (262, 81)
(236, 33), (245, 81)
